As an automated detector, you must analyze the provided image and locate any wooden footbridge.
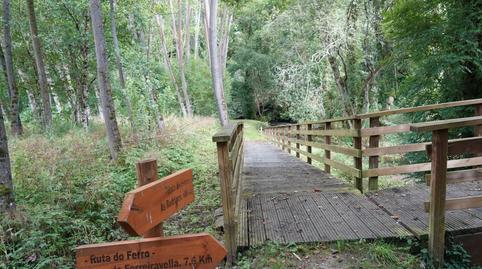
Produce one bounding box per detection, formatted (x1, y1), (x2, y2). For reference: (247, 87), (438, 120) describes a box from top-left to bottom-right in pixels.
(213, 99), (482, 267)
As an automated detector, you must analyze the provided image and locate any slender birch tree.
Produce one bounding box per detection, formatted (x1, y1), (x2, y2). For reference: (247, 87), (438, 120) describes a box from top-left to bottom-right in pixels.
(169, 0), (193, 117)
(27, 0), (52, 129)
(207, 0), (229, 126)
(155, 14), (188, 117)
(184, 0), (191, 63)
(90, 0), (122, 160)
(3, 0), (23, 136)
(0, 105), (14, 213)
(109, 0), (136, 134)
(193, 3), (201, 60)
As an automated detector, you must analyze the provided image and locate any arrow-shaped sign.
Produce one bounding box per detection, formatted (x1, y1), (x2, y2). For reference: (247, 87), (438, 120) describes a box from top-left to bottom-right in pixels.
(118, 169), (195, 236)
(76, 233), (227, 269)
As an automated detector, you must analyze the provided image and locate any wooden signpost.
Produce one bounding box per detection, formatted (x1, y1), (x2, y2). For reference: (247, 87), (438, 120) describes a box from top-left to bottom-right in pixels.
(76, 159), (227, 269)
(76, 233), (227, 269)
(118, 168), (195, 236)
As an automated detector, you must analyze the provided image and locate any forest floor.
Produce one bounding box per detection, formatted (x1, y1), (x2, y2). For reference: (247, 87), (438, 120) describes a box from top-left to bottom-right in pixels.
(235, 240), (420, 269)
(0, 117), (428, 268)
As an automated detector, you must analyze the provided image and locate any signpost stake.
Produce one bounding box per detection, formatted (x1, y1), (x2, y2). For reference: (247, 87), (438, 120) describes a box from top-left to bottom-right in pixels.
(136, 159), (163, 237)
(77, 164), (225, 269)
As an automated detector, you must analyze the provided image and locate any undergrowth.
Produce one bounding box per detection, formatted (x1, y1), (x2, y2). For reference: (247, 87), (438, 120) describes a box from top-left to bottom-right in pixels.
(236, 239), (420, 269)
(0, 116), (222, 268)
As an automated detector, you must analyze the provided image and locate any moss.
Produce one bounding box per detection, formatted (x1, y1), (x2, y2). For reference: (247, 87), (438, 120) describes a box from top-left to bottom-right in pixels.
(0, 183), (11, 196)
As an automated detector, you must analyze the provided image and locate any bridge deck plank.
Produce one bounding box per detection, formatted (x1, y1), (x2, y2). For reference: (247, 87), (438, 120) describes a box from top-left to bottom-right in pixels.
(238, 141), (482, 247)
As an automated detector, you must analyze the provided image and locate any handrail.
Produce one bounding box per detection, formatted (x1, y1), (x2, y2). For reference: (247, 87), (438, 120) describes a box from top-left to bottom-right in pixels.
(212, 122), (241, 142)
(357, 98), (482, 119)
(263, 98), (482, 193)
(212, 122), (244, 266)
(411, 117), (482, 268)
(410, 115), (482, 132)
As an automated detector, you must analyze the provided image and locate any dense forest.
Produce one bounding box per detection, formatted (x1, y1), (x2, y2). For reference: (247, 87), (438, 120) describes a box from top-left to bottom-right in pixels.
(0, 0), (481, 268)
(0, 0), (479, 133)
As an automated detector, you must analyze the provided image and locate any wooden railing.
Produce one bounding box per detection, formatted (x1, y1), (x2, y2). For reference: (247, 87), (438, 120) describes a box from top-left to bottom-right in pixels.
(212, 122), (244, 265)
(263, 98), (482, 193)
(411, 117), (482, 268)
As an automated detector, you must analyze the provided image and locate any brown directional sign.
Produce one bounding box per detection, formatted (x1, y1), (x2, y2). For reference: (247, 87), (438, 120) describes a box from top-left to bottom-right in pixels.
(76, 233), (227, 269)
(118, 169), (194, 236)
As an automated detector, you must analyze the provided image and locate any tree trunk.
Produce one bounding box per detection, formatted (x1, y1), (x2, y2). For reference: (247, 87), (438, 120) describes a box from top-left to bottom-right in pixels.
(221, 12), (232, 72)
(59, 64), (78, 121)
(327, 53), (355, 117)
(27, 0), (52, 129)
(143, 22), (165, 132)
(146, 22), (152, 60)
(185, 0), (191, 63)
(90, 0), (122, 160)
(207, 0), (229, 126)
(203, 1), (212, 64)
(109, 0), (135, 135)
(3, 0), (23, 136)
(193, 4), (201, 60)
(128, 13), (139, 41)
(155, 14), (187, 117)
(78, 15), (91, 129)
(0, 105), (14, 213)
(169, 0), (193, 117)
(94, 86), (103, 121)
(79, 41), (90, 129)
(26, 88), (39, 117)
(52, 93), (62, 113)
(147, 84), (165, 131)
(17, 69), (41, 118)
(0, 42), (11, 118)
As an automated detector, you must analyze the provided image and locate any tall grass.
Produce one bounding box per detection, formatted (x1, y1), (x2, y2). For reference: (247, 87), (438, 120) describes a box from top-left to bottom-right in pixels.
(0, 116), (223, 268)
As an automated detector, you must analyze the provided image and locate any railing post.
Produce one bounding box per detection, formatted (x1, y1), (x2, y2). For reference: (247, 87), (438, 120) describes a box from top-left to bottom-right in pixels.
(287, 126), (291, 154)
(215, 141), (236, 265)
(279, 128), (282, 148)
(368, 117), (380, 191)
(275, 127), (281, 147)
(476, 104), (482, 137)
(296, 125), (300, 158)
(275, 128), (279, 147)
(353, 118), (363, 192)
(325, 122), (331, 173)
(307, 124), (313, 164)
(281, 127), (286, 151)
(428, 129), (448, 269)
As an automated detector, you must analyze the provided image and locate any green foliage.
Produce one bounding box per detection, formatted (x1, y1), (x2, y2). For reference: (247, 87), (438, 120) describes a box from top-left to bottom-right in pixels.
(239, 119), (268, 141)
(229, 0), (393, 122)
(419, 238), (479, 269)
(229, 0), (481, 124)
(383, 0), (482, 106)
(0, 117), (222, 268)
(237, 240), (419, 268)
(229, 0), (291, 120)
